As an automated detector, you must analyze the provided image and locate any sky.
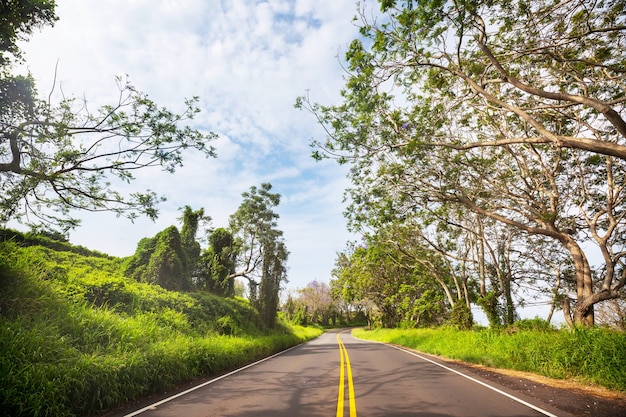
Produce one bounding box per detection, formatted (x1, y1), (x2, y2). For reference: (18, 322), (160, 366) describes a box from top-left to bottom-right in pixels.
(12, 0), (564, 325)
(17, 0), (366, 290)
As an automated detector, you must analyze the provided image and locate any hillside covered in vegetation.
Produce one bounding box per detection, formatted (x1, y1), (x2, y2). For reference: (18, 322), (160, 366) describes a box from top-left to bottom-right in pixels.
(0, 232), (321, 417)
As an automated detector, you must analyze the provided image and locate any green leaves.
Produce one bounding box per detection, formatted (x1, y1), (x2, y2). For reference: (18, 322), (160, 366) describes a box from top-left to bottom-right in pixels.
(1, 2), (217, 231)
(124, 225), (192, 291)
(228, 183), (287, 327)
(1, 238), (319, 417)
(1, 76), (217, 230)
(301, 0), (626, 326)
(331, 223), (452, 328)
(0, 0), (57, 65)
(197, 228), (236, 297)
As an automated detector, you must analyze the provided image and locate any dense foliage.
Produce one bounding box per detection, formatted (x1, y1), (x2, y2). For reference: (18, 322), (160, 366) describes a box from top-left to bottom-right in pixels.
(332, 236), (450, 328)
(0, 237), (320, 417)
(284, 280), (344, 326)
(0, 227), (111, 258)
(197, 227), (237, 296)
(228, 183), (289, 328)
(300, 0), (626, 327)
(124, 225), (192, 291)
(122, 184), (288, 328)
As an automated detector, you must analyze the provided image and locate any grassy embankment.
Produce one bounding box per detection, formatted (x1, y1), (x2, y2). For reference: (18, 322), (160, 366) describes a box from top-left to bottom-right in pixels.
(353, 325), (626, 392)
(0, 238), (322, 417)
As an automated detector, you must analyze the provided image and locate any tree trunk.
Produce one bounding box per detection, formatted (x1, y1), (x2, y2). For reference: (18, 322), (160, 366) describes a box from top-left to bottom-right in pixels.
(546, 269), (562, 325)
(563, 236), (595, 327)
(561, 298), (575, 329)
(503, 274), (515, 325)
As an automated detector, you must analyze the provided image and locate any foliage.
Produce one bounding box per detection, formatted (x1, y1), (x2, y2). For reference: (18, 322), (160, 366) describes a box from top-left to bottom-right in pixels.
(353, 326), (626, 392)
(299, 0), (626, 327)
(124, 225), (192, 291)
(449, 302), (473, 330)
(179, 205), (210, 277)
(0, 240), (321, 417)
(0, 0), (57, 65)
(0, 227), (111, 258)
(476, 291), (505, 329)
(257, 237), (288, 328)
(229, 183), (288, 327)
(197, 227), (236, 296)
(284, 280), (340, 326)
(1, 1), (217, 232)
(331, 230), (452, 328)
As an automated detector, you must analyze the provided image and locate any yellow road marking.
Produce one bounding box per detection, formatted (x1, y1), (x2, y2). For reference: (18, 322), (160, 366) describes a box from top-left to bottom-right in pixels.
(336, 333), (357, 417)
(336, 334), (345, 417)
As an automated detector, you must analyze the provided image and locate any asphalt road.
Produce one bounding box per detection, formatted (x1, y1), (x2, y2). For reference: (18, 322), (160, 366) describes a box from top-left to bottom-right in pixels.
(117, 330), (576, 417)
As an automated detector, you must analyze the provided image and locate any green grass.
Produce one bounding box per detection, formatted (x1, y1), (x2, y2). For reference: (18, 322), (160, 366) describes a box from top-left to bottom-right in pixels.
(353, 326), (626, 392)
(0, 241), (322, 417)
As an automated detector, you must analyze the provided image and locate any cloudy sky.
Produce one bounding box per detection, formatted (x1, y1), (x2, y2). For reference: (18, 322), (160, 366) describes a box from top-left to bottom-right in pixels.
(18, 0), (365, 290)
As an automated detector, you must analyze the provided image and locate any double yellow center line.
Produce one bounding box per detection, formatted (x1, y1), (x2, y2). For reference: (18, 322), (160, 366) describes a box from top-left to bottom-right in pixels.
(336, 333), (357, 417)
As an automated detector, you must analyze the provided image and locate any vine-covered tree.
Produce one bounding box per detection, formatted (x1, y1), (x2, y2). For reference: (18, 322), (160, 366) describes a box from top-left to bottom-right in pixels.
(299, 0), (626, 327)
(257, 237), (288, 328)
(198, 227), (236, 297)
(1, 1), (217, 232)
(124, 206), (206, 291)
(124, 225), (191, 291)
(179, 205), (209, 278)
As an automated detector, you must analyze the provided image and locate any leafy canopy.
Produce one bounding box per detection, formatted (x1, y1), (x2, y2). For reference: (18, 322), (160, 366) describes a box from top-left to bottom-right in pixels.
(1, 1), (217, 232)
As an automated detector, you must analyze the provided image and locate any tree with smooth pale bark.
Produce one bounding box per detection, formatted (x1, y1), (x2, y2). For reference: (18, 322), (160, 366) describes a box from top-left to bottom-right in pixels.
(229, 183), (288, 327)
(299, 0), (626, 327)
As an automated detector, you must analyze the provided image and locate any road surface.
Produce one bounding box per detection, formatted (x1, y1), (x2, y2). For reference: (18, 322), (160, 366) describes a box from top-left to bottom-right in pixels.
(117, 330), (575, 417)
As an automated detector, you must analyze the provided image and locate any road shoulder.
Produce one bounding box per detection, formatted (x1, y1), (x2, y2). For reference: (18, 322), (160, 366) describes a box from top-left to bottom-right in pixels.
(398, 347), (626, 417)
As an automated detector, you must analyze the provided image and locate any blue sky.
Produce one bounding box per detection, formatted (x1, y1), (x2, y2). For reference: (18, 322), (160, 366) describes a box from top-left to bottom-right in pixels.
(14, 0), (565, 324)
(17, 0), (364, 290)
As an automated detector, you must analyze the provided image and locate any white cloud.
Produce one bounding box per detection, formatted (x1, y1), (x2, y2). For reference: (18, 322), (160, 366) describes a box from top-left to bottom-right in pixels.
(17, 0), (362, 289)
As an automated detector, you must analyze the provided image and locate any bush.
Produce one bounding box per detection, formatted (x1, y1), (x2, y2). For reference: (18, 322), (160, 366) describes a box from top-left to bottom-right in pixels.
(507, 317), (555, 332)
(449, 303), (473, 330)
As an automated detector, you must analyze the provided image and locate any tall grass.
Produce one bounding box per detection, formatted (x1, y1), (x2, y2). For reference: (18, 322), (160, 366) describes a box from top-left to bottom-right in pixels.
(0, 241), (322, 416)
(353, 325), (626, 392)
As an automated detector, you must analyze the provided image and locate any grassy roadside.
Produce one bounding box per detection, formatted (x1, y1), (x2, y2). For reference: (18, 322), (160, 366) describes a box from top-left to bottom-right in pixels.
(352, 326), (626, 392)
(0, 241), (322, 417)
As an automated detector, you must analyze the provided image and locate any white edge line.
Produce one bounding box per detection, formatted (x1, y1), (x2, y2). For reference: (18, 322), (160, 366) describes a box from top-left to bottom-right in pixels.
(123, 344), (301, 417)
(355, 337), (561, 417)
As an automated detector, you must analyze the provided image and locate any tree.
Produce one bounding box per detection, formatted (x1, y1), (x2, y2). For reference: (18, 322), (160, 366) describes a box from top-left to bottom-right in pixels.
(124, 225), (191, 291)
(1, 1), (217, 232)
(257, 238), (288, 328)
(124, 207), (207, 291)
(197, 227), (236, 297)
(179, 205), (210, 277)
(299, 0), (626, 326)
(297, 280), (336, 325)
(229, 183), (288, 327)
(331, 230), (450, 328)
(0, 0), (57, 65)
(375, 221), (470, 328)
